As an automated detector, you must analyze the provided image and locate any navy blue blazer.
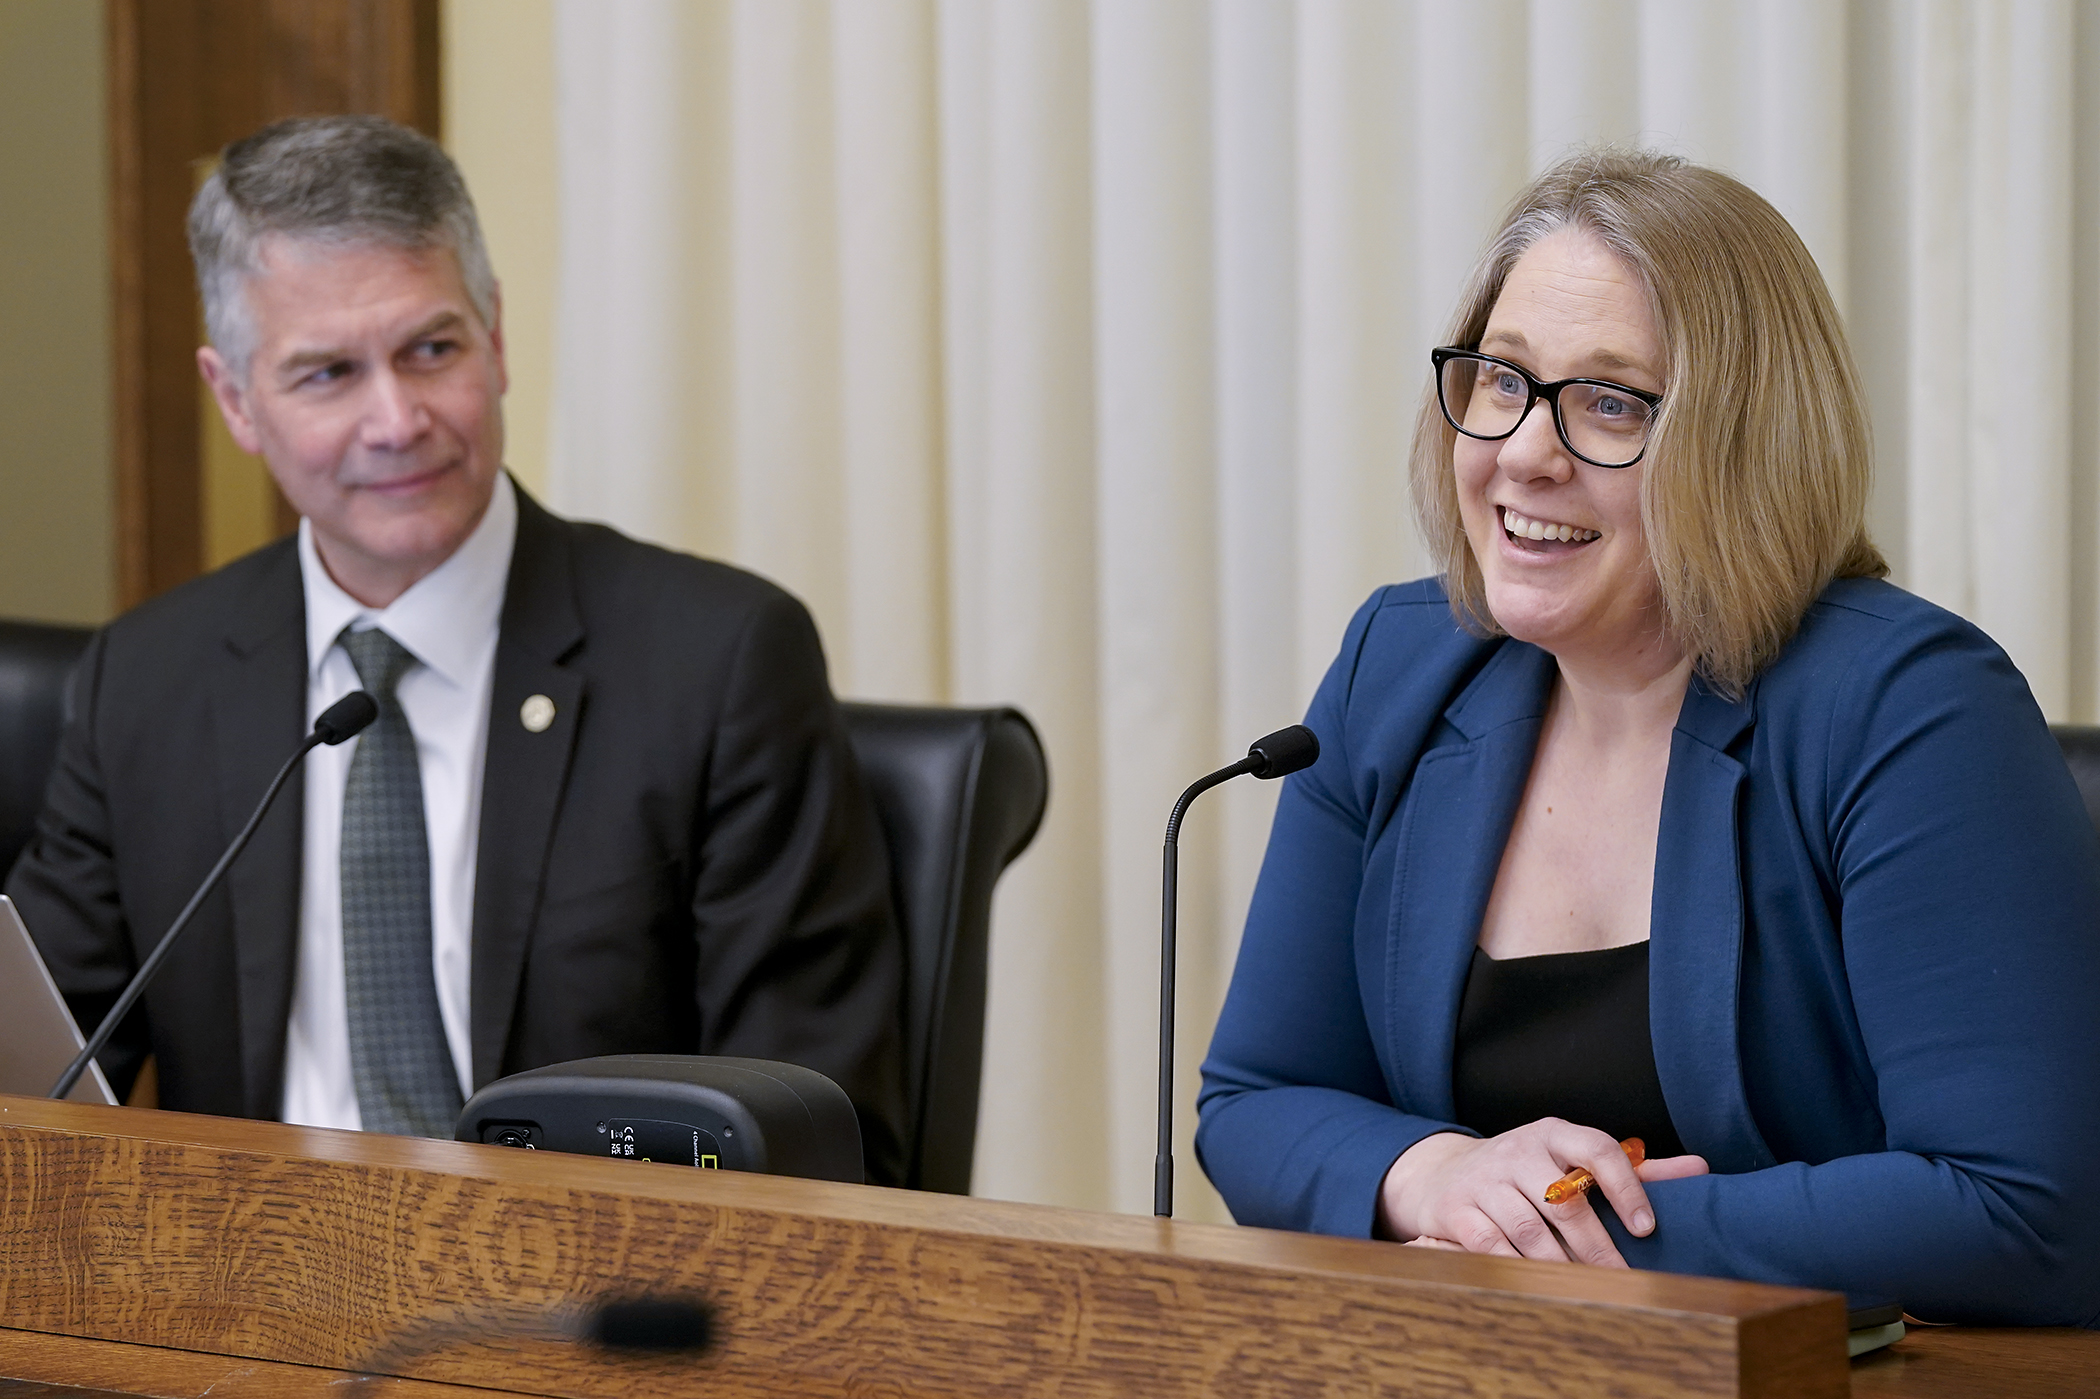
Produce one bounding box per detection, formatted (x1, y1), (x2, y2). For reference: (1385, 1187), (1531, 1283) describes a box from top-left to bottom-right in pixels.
(1197, 576), (2100, 1326)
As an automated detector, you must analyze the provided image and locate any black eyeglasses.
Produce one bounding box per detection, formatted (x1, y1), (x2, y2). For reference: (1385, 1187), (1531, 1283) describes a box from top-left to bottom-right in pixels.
(1431, 347), (1663, 469)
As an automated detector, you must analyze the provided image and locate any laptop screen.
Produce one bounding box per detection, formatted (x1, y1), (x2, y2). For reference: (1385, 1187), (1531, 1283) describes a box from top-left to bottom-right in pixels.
(0, 894), (118, 1104)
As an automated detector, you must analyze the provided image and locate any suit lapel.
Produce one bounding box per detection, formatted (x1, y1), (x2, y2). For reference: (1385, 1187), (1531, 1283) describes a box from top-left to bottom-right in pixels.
(469, 488), (585, 1087)
(1384, 642), (1554, 1119)
(212, 543), (309, 1117)
(1650, 679), (1776, 1172)
(1382, 645), (1777, 1167)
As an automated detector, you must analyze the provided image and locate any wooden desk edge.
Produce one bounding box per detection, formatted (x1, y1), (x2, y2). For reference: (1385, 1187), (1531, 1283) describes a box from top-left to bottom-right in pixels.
(4, 1321), (2091, 1399)
(0, 1094), (1835, 1325)
(0, 1326), (499, 1398)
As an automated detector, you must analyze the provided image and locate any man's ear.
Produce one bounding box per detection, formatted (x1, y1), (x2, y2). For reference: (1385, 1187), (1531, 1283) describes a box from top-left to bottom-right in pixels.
(486, 279), (509, 397)
(197, 346), (264, 456)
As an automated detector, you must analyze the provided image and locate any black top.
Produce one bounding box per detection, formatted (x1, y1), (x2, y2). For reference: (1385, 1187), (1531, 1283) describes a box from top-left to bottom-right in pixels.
(1451, 940), (1685, 1160)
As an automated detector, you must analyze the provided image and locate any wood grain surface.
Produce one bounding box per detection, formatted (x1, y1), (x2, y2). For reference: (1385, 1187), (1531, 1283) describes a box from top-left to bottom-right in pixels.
(1850, 1325), (2100, 1398)
(0, 1096), (1850, 1398)
(0, 1328), (490, 1398)
(5, 1323), (2088, 1399)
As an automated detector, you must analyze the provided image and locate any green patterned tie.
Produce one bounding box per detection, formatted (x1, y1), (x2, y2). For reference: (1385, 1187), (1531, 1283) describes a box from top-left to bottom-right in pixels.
(338, 627), (462, 1137)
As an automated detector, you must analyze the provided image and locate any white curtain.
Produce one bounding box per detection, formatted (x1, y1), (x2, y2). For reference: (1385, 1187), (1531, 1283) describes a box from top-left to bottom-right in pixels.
(547, 0), (2100, 1219)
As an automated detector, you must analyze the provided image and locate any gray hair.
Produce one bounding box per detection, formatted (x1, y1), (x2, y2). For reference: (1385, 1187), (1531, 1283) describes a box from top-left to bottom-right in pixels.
(188, 115), (497, 377)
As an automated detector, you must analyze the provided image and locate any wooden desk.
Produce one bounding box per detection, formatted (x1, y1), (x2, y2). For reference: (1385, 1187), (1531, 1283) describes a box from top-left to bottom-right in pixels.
(0, 1095), (2073, 1397)
(0, 1327), (491, 1396)
(2, 1323), (2092, 1399)
(1851, 1325), (2097, 1397)
(1, 1320), (2091, 1399)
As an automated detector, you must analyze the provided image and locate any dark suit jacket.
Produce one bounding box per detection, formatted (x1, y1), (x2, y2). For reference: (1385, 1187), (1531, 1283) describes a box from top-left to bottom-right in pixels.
(8, 485), (908, 1185)
(1198, 576), (2100, 1326)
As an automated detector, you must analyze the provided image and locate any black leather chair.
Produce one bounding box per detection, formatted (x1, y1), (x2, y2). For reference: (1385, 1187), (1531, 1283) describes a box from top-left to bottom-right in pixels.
(840, 702), (1047, 1195)
(2051, 726), (2100, 837)
(0, 620), (94, 881)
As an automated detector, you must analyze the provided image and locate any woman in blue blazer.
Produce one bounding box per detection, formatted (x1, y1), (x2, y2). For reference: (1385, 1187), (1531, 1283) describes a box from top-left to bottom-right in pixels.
(1196, 150), (2100, 1327)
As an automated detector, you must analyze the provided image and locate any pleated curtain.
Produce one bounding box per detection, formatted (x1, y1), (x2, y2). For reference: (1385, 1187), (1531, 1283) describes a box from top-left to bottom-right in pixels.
(544, 0), (2100, 1219)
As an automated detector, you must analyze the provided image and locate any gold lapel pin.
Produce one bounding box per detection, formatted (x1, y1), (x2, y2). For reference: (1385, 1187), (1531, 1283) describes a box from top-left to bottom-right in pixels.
(520, 694), (556, 733)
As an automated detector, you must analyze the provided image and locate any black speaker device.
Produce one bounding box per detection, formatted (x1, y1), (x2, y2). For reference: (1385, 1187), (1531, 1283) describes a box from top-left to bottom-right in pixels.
(455, 1054), (864, 1184)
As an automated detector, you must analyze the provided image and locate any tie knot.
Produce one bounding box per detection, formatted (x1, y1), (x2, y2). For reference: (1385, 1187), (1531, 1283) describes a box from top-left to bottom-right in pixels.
(339, 627), (419, 698)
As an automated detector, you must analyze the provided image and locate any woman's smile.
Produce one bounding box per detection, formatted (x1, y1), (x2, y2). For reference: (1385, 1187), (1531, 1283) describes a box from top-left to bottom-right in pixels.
(1499, 505), (1601, 550)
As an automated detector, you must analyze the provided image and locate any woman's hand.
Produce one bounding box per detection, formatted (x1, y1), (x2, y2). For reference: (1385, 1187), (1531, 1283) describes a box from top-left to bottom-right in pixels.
(1376, 1121), (1709, 1266)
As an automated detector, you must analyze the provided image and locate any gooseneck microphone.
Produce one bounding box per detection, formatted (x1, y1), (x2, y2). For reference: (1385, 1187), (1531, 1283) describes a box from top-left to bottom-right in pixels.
(1156, 724), (1320, 1217)
(49, 690), (379, 1101)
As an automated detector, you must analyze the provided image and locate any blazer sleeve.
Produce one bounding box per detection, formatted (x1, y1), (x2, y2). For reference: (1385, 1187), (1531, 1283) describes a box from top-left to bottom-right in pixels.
(686, 586), (909, 1188)
(1196, 592), (1480, 1237)
(3, 628), (151, 1098)
(1609, 614), (2100, 1327)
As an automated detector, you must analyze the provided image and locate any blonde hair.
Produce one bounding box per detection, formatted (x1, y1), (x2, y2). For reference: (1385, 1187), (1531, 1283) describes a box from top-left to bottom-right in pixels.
(1410, 148), (1886, 697)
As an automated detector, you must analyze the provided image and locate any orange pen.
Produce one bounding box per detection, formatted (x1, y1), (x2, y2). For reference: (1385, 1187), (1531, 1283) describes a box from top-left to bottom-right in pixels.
(1542, 1138), (1645, 1205)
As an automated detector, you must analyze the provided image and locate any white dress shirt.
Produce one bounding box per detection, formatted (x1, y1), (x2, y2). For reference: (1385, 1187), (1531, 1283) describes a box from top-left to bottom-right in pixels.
(280, 474), (517, 1130)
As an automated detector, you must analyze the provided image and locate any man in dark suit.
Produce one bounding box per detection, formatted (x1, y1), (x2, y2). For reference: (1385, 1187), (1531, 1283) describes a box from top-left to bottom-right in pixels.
(6, 116), (907, 1184)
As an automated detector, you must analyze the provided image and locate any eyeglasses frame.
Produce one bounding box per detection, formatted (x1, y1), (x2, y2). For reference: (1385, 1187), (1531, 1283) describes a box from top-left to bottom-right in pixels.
(1430, 346), (1664, 469)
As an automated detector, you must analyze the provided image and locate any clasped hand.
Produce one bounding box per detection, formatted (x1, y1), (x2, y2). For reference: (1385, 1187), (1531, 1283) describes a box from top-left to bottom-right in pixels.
(1377, 1119), (1709, 1266)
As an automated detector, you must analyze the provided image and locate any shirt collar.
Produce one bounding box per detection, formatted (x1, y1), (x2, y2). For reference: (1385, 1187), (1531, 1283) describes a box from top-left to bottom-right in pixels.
(300, 473), (518, 686)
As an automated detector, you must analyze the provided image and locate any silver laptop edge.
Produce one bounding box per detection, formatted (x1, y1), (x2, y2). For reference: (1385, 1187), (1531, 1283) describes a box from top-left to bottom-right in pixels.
(0, 893), (118, 1105)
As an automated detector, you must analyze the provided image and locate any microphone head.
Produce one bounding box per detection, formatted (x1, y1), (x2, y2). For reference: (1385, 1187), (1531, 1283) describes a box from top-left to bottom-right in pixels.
(314, 690), (379, 745)
(583, 1295), (716, 1353)
(1246, 724), (1319, 779)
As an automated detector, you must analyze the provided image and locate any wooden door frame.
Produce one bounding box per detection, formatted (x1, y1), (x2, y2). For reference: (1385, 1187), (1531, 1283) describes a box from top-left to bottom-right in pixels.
(107, 0), (440, 608)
